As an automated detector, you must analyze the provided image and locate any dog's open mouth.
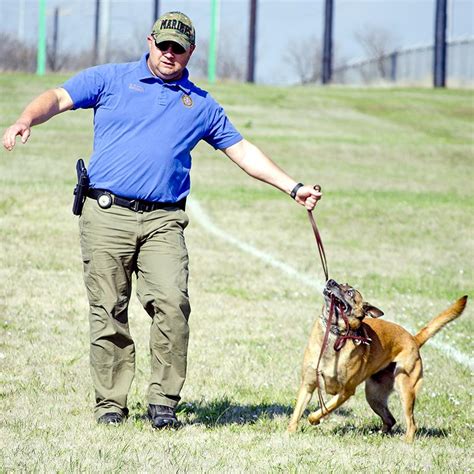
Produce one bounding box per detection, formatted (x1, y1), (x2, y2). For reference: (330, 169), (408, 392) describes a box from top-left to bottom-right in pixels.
(323, 281), (351, 315)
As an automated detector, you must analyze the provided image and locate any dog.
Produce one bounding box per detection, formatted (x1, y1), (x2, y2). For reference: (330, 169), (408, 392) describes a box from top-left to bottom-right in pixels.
(287, 279), (467, 442)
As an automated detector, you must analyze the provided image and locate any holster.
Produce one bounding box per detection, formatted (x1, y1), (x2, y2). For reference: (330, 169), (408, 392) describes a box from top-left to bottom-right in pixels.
(72, 159), (89, 216)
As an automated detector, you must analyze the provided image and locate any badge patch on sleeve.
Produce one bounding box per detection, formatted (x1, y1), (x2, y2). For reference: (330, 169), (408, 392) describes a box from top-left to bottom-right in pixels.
(181, 94), (193, 108)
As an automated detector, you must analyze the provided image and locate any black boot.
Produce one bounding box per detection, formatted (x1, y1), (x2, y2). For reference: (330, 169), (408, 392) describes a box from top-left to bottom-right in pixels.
(97, 412), (125, 425)
(148, 404), (181, 430)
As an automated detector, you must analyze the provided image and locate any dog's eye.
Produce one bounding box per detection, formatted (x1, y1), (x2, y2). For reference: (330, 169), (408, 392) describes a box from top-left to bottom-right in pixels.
(347, 289), (355, 298)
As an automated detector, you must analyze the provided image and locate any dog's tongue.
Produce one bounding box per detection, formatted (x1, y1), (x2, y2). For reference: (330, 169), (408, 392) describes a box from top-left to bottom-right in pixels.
(329, 294), (337, 315)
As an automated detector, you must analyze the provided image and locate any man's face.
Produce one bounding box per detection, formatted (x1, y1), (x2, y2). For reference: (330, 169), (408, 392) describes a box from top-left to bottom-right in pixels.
(147, 36), (195, 81)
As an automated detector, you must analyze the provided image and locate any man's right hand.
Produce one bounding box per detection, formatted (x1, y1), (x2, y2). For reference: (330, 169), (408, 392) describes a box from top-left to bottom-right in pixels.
(3, 122), (31, 151)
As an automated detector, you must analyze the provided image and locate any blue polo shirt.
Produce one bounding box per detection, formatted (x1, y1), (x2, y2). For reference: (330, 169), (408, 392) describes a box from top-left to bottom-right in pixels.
(62, 54), (242, 202)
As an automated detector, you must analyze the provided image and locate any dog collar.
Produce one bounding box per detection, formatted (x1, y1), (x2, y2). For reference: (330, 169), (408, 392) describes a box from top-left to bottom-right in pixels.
(320, 315), (372, 351)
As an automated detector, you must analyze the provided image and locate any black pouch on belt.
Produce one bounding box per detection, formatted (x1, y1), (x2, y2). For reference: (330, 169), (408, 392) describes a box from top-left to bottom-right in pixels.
(72, 159), (90, 216)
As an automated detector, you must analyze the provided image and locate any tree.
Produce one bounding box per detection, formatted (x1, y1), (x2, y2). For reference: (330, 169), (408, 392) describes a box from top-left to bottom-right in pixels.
(285, 36), (323, 84)
(0, 34), (36, 72)
(354, 26), (397, 79)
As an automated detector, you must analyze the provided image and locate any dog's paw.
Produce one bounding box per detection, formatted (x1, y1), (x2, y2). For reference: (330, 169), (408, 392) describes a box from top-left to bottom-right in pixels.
(287, 424), (298, 433)
(307, 414), (321, 426)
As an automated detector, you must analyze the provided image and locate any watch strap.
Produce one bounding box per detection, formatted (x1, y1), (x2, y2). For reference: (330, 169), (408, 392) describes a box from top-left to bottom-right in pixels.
(290, 182), (304, 199)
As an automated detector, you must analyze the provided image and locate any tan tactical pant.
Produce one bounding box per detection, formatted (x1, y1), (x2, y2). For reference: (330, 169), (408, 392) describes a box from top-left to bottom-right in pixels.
(79, 197), (190, 420)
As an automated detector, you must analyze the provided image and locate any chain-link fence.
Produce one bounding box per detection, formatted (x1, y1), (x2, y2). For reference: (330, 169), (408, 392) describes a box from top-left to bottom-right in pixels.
(333, 37), (474, 86)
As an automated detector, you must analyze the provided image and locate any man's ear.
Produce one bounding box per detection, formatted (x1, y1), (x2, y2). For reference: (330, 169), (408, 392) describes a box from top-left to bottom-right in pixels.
(363, 302), (384, 318)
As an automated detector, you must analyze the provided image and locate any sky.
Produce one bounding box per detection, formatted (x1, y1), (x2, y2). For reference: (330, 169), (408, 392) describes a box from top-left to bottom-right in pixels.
(1, 0), (473, 84)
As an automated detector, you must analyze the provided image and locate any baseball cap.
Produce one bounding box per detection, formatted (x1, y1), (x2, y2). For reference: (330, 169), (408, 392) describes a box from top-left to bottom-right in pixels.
(151, 12), (195, 51)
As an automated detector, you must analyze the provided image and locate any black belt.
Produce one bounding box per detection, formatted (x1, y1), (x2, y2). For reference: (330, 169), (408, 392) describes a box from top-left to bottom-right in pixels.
(87, 189), (186, 212)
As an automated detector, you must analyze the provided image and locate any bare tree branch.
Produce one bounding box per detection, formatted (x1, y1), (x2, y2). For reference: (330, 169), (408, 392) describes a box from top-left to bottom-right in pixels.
(0, 34), (36, 72)
(354, 26), (397, 79)
(284, 36), (325, 84)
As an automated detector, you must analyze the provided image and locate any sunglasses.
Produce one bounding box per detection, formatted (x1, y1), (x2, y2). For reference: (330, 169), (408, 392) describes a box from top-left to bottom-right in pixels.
(154, 40), (186, 55)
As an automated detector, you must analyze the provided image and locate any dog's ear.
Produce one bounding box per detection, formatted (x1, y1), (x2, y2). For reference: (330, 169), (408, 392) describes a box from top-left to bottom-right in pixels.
(363, 303), (384, 318)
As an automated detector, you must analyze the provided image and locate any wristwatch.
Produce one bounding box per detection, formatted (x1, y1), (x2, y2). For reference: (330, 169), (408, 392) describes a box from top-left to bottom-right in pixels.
(290, 182), (304, 200)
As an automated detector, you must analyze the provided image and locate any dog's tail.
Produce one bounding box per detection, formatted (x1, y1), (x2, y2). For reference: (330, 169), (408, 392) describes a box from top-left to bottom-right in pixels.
(414, 296), (468, 348)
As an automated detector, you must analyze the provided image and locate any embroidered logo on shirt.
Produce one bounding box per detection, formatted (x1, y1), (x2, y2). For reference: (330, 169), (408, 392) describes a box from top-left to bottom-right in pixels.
(128, 83), (144, 93)
(181, 94), (193, 108)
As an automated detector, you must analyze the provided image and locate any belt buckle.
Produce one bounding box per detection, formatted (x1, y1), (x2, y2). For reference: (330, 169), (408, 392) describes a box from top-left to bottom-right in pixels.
(129, 200), (140, 212)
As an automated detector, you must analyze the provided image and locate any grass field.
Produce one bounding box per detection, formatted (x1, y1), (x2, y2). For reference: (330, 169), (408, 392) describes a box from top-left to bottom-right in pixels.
(0, 73), (473, 472)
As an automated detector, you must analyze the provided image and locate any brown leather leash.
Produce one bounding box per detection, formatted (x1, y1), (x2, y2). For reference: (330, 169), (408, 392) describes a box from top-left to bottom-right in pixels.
(306, 185), (329, 282)
(306, 189), (371, 415)
(307, 185), (371, 348)
(308, 189), (371, 415)
(313, 296), (335, 415)
(313, 298), (371, 416)
(306, 184), (331, 414)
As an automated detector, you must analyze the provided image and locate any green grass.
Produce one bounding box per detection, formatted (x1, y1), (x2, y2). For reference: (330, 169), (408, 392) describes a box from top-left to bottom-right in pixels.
(0, 74), (473, 472)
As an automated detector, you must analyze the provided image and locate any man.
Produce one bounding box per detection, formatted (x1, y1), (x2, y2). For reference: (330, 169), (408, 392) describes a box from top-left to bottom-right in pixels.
(2, 11), (321, 429)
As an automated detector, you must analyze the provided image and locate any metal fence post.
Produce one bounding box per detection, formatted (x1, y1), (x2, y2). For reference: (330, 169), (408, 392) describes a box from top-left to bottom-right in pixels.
(390, 51), (398, 82)
(153, 0), (160, 21)
(93, 0), (100, 65)
(434, 0), (448, 87)
(247, 0), (258, 83)
(322, 0), (334, 85)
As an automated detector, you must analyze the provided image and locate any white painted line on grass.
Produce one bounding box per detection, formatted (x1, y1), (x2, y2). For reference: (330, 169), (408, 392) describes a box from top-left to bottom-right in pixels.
(188, 198), (473, 371)
(423, 339), (473, 371)
(188, 199), (325, 292)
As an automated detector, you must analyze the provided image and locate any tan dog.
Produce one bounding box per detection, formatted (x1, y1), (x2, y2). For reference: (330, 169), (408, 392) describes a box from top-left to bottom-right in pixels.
(288, 279), (467, 442)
